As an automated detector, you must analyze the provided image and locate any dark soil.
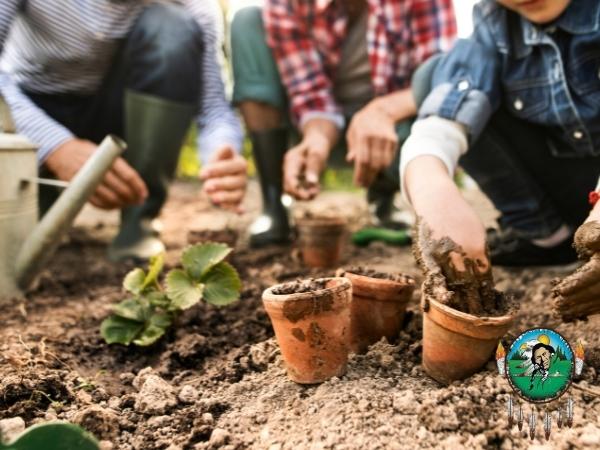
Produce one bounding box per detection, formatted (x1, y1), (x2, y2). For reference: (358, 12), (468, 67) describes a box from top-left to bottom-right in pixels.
(271, 279), (328, 295)
(1, 182), (599, 449)
(343, 266), (413, 284)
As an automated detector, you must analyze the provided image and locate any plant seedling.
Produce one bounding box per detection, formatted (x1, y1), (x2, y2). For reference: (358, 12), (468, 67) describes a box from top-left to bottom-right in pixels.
(101, 243), (242, 346)
(0, 422), (99, 450)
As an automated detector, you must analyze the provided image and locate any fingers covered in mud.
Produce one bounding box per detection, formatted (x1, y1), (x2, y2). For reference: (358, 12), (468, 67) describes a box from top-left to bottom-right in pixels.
(553, 254), (600, 321)
(573, 220), (600, 259)
(413, 219), (512, 316)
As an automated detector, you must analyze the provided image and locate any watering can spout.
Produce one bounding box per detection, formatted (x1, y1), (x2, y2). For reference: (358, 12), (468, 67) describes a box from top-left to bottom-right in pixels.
(15, 135), (126, 290)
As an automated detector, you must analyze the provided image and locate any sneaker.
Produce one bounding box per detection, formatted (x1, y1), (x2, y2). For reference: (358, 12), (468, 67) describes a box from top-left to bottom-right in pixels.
(487, 228), (577, 266)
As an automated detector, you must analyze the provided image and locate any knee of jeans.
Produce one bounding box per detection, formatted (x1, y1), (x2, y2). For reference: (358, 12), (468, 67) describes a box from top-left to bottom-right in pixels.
(132, 3), (204, 67)
(411, 54), (443, 108)
(231, 6), (263, 48)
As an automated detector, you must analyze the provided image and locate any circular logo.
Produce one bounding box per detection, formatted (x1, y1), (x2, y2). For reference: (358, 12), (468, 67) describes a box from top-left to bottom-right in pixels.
(505, 328), (574, 403)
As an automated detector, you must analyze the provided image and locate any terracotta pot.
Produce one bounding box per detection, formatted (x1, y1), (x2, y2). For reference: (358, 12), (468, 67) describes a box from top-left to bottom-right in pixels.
(262, 277), (352, 384)
(296, 217), (347, 268)
(421, 294), (514, 384)
(337, 269), (416, 353)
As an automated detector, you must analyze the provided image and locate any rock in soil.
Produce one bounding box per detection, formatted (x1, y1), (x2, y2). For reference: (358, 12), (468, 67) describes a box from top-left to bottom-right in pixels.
(72, 405), (120, 440)
(0, 417), (25, 443)
(134, 375), (177, 415)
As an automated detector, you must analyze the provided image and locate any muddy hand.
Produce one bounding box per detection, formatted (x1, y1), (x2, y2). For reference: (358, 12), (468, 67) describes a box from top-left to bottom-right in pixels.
(414, 219), (495, 315)
(554, 221), (600, 320)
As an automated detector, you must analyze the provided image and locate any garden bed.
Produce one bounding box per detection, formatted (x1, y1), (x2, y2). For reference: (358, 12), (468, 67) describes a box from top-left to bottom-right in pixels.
(1, 181), (599, 449)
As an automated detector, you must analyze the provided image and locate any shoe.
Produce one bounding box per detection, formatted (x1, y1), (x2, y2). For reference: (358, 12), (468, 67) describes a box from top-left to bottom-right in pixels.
(487, 227), (577, 266)
(249, 127), (291, 247)
(110, 90), (195, 261)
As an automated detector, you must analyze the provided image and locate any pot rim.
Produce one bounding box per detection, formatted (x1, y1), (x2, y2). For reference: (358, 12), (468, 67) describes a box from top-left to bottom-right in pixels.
(263, 277), (351, 304)
(296, 216), (347, 228)
(424, 295), (515, 326)
(337, 268), (416, 288)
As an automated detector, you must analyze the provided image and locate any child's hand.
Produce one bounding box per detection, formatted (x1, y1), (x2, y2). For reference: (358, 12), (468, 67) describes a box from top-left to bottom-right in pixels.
(406, 156), (489, 273)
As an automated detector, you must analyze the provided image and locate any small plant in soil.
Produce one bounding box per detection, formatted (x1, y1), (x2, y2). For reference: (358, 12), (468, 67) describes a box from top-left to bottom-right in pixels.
(101, 243), (242, 346)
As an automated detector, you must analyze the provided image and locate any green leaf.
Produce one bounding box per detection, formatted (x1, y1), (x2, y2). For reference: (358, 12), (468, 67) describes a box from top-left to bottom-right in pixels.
(201, 261), (242, 306)
(123, 268), (146, 295)
(165, 269), (204, 310)
(146, 291), (171, 309)
(100, 315), (144, 345)
(132, 312), (172, 346)
(181, 243), (232, 280)
(112, 297), (150, 322)
(142, 253), (164, 289)
(3, 422), (99, 450)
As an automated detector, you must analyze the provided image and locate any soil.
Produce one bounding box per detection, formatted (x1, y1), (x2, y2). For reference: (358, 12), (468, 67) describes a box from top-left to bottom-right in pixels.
(271, 279), (328, 296)
(342, 266), (413, 284)
(1, 181), (599, 450)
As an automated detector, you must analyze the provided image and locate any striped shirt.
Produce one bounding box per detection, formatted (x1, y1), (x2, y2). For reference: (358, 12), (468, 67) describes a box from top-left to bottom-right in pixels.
(0, 0), (243, 164)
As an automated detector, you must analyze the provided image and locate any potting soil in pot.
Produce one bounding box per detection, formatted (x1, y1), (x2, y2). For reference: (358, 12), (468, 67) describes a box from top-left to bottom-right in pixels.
(341, 266), (412, 284)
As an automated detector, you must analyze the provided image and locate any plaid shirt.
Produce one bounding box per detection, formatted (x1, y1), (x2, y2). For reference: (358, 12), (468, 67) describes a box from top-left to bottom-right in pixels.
(264, 0), (457, 128)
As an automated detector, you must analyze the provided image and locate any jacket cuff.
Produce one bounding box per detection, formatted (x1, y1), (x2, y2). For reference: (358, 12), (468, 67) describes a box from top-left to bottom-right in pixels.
(419, 82), (493, 142)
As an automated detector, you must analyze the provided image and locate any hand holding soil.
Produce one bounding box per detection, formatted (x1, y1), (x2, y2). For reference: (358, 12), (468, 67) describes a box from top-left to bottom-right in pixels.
(554, 220), (600, 321)
(413, 220), (502, 316)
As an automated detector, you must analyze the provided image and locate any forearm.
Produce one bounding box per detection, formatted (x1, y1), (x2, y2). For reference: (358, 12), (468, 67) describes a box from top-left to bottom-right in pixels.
(369, 88), (417, 123)
(405, 155), (459, 212)
(301, 117), (340, 154)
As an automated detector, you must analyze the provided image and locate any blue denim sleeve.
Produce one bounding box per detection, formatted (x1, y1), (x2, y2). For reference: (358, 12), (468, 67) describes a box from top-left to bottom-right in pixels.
(418, 6), (502, 141)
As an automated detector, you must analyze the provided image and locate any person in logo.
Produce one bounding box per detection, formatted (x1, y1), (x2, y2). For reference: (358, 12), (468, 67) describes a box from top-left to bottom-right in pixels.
(529, 343), (555, 390)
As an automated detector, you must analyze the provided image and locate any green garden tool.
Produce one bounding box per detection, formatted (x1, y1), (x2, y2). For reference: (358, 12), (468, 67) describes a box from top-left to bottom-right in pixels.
(352, 227), (412, 247)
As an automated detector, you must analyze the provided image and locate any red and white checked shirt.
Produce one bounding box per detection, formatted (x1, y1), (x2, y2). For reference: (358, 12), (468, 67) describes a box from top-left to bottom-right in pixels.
(264, 0), (457, 128)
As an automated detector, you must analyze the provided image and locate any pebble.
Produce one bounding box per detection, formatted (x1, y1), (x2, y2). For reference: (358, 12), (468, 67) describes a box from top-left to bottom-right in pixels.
(209, 428), (230, 448)
(134, 375), (177, 415)
(580, 424), (600, 446)
(178, 385), (199, 404)
(0, 417), (25, 443)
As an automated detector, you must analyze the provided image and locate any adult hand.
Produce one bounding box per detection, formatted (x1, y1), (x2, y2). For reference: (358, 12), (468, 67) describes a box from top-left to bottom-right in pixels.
(283, 118), (338, 201)
(346, 98), (399, 188)
(554, 201), (600, 321)
(200, 146), (248, 213)
(45, 138), (147, 210)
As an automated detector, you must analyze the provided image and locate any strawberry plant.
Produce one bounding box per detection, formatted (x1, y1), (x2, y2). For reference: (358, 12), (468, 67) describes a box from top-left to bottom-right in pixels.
(101, 243), (241, 346)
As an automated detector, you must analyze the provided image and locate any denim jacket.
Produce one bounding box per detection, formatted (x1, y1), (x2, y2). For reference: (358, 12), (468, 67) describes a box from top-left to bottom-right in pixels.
(419, 0), (600, 157)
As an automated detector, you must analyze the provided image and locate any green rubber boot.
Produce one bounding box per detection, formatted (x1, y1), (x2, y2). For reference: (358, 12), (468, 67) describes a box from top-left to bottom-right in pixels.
(249, 127), (291, 247)
(108, 90), (195, 262)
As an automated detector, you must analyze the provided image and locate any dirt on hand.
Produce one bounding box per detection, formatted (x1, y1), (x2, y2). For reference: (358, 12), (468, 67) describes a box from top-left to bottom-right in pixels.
(413, 220), (516, 317)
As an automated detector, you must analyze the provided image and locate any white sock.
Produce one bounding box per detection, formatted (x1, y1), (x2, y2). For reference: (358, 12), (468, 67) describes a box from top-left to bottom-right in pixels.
(532, 224), (571, 248)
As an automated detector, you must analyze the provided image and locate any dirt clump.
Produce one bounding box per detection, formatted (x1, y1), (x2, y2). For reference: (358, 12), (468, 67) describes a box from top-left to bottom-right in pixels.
(72, 405), (120, 440)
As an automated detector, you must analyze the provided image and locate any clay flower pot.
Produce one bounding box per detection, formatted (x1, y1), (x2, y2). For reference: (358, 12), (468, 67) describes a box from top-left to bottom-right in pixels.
(422, 295), (514, 384)
(296, 217), (347, 268)
(262, 277), (352, 384)
(337, 268), (416, 354)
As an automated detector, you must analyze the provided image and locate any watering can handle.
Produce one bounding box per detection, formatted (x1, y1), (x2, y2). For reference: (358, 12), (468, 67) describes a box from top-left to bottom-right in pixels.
(0, 95), (16, 133)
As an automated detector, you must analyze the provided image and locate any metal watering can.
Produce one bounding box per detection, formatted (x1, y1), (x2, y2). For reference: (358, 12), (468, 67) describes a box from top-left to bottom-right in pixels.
(0, 99), (125, 300)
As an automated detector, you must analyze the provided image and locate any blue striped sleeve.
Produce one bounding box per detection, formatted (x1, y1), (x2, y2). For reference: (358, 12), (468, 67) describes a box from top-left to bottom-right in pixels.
(185, 0), (243, 164)
(0, 0), (74, 164)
